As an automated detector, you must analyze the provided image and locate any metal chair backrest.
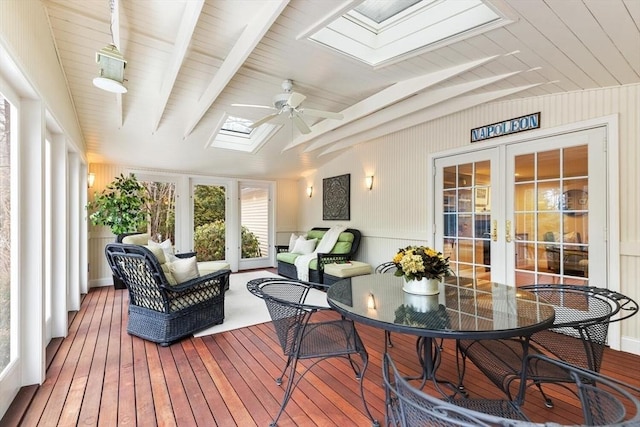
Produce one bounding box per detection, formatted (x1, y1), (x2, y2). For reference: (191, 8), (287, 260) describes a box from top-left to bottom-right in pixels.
(521, 284), (639, 372)
(384, 352), (640, 426)
(375, 262), (397, 274)
(382, 353), (530, 427)
(525, 355), (640, 426)
(247, 278), (315, 356)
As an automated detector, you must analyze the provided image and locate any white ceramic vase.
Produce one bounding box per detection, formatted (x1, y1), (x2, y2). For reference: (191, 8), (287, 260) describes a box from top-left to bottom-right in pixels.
(404, 293), (439, 312)
(402, 277), (440, 295)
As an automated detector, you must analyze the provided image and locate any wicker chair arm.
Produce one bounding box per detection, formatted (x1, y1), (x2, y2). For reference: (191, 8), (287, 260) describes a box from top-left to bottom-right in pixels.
(175, 251), (197, 259)
(161, 269), (230, 294)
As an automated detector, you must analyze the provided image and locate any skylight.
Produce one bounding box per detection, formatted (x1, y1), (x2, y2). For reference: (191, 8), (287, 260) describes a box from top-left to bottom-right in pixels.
(220, 115), (253, 136)
(209, 114), (281, 153)
(307, 0), (510, 67)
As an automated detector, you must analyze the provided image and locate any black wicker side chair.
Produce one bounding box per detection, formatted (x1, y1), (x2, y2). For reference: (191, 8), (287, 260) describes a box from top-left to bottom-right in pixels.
(105, 243), (230, 346)
(247, 277), (378, 427)
(384, 352), (640, 427)
(457, 284), (638, 406)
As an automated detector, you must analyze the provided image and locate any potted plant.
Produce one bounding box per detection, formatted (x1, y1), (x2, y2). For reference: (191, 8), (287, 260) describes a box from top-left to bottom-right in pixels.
(87, 173), (150, 235)
(87, 173), (151, 289)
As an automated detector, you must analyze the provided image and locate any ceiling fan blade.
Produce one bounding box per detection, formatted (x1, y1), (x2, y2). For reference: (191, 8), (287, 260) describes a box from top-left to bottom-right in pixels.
(250, 112), (279, 128)
(287, 92), (306, 108)
(301, 108), (343, 120)
(231, 103), (276, 110)
(292, 114), (311, 134)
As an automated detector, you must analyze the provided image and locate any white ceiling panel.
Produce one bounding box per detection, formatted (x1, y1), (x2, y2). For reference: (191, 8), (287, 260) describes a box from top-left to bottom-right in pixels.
(41, 0), (640, 179)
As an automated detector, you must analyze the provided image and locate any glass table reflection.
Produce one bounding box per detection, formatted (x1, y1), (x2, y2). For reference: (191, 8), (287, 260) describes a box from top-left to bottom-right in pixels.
(327, 274), (556, 391)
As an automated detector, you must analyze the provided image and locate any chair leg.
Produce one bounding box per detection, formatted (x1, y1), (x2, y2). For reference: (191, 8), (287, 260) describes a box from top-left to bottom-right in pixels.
(270, 357), (300, 427)
(275, 355), (293, 386)
(355, 349), (380, 427)
(385, 330), (394, 348)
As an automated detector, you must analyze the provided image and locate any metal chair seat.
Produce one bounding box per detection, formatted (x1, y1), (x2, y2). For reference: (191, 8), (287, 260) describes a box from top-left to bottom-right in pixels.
(247, 277), (378, 427)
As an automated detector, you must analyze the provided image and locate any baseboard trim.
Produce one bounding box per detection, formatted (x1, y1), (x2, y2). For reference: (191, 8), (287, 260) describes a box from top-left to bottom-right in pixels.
(621, 336), (640, 356)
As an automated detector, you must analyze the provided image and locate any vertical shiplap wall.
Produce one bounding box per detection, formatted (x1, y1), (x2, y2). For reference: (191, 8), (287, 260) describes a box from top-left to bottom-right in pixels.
(299, 83), (640, 350)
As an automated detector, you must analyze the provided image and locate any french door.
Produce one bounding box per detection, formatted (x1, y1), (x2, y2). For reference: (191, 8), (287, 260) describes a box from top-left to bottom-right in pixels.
(238, 181), (273, 270)
(434, 126), (607, 286)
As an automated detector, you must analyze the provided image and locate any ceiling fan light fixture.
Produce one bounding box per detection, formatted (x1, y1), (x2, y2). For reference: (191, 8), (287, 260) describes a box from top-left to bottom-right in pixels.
(93, 44), (127, 93)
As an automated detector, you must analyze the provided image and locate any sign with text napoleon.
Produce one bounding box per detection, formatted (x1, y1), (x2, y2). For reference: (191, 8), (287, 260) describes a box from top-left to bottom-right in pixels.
(471, 112), (540, 143)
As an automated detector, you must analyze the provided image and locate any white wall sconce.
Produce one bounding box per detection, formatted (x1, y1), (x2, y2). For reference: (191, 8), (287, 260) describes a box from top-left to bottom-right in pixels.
(88, 172), (96, 188)
(306, 186), (313, 198)
(367, 292), (376, 310)
(365, 175), (374, 190)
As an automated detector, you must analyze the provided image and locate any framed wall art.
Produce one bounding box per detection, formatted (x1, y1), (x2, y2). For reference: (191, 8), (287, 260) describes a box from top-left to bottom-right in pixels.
(323, 174), (350, 220)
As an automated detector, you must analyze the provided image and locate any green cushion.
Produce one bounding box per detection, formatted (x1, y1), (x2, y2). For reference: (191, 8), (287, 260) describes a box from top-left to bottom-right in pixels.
(307, 230), (326, 240)
(331, 241), (351, 254)
(276, 252), (299, 263)
(276, 252), (318, 270)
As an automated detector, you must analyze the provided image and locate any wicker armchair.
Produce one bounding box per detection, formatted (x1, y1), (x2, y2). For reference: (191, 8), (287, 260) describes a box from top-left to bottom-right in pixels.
(457, 284), (638, 406)
(105, 243), (230, 346)
(383, 352), (640, 426)
(247, 277), (378, 427)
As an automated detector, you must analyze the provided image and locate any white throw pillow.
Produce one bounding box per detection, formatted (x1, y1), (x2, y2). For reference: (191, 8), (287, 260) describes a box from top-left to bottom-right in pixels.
(288, 233), (300, 252)
(148, 239), (177, 263)
(168, 256), (200, 283)
(291, 237), (317, 255)
(143, 244), (166, 264)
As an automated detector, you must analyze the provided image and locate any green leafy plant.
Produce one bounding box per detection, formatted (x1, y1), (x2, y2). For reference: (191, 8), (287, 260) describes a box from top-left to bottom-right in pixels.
(87, 173), (151, 235)
(194, 220), (262, 261)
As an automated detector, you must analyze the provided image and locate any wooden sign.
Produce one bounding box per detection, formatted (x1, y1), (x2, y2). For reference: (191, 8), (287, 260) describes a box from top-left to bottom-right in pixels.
(471, 112), (540, 143)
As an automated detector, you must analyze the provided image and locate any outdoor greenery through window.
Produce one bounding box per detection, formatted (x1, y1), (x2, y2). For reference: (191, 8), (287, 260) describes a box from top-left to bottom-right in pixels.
(0, 95), (12, 373)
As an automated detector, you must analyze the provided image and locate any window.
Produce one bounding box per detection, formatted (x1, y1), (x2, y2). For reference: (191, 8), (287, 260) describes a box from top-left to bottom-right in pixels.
(0, 94), (13, 374)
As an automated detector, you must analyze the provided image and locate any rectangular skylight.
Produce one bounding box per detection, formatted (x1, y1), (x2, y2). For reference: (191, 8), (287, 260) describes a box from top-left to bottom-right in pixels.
(308, 0), (510, 67)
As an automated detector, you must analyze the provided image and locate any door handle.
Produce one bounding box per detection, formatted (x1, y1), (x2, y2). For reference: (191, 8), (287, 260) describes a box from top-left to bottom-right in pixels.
(491, 220), (498, 242)
(505, 220), (512, 243)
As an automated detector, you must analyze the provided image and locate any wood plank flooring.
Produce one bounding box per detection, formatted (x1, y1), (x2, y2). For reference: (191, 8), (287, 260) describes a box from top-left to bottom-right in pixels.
(3, 277), (640, 426)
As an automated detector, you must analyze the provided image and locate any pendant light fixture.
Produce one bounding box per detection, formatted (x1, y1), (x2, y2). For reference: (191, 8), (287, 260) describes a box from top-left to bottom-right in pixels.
(93, 0), (127, 93)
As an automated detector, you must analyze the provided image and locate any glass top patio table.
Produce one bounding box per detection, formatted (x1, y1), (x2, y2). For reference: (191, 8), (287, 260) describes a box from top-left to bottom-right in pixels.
(326, 275), (556, 341)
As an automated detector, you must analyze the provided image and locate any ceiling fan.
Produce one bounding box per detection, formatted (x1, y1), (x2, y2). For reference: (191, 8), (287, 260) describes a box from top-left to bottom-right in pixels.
(233, 79), (343, 134)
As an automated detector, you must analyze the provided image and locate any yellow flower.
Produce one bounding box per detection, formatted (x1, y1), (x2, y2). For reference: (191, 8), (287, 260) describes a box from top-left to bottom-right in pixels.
(392, 245), (452, 282)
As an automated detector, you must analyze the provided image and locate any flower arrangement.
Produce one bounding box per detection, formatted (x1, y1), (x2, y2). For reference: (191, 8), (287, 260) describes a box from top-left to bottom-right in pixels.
(393, 245), (452, 282)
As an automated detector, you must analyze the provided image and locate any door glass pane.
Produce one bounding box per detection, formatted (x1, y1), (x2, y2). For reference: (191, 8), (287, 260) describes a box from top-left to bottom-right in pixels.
(240, 185), (269, 260)
(514, 145), (588, 286)
(442, 161), (491, 281)
(193, 184), (226, 261)
(141, 180), (176, 243)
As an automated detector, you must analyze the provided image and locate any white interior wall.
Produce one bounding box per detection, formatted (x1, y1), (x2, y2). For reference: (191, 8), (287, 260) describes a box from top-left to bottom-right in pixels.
(299, 83), (640, 353)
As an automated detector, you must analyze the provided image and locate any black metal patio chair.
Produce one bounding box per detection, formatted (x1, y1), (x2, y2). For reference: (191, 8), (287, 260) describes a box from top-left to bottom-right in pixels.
(457, 284), (638, 406)
(247, 277), (378, 427)
(384, 352), (640, 426)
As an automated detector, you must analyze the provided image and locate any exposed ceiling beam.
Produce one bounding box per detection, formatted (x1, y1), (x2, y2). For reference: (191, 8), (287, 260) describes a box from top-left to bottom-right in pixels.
(183, 0), (290, 137)
(152, 0), (204, 132)
(113, 0), (123, 127)
(284, 55), (500, 151)
(320, 83), (544, 155)
(305, 71), (523, 152)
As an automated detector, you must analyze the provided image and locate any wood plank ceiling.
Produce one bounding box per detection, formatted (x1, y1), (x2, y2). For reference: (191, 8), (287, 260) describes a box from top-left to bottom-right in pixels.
(42, 0), (640, 179)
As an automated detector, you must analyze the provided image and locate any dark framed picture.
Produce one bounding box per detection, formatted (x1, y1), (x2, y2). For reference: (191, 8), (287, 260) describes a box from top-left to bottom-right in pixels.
(323, 174), (350, 220)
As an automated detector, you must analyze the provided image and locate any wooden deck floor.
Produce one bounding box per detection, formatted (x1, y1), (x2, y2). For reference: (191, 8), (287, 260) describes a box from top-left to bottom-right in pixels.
(3, 278), (640, 426)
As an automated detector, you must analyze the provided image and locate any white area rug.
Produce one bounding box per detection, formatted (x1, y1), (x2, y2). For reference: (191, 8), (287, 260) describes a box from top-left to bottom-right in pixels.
(194, 270), (329, 337)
